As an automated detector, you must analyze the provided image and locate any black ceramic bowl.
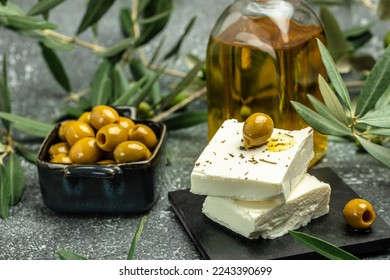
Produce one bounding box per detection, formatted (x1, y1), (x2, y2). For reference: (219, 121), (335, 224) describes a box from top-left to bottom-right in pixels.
(37, 106), (167, 214)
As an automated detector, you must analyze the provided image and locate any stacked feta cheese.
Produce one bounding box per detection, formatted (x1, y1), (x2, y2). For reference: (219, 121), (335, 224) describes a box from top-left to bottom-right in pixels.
(190, 119), (331, 239)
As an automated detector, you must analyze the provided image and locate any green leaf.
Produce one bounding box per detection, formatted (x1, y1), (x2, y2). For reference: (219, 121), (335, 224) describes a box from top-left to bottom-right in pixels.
(14, 142), (37, 164)
(291, 101), (351, 136)
(0, 53), (11, 130)
(112, 75), (148, 106)
(307, 94), (350, 129)
(0, 3), (24, 16)
(318, 75), (348, 124)
(375, 83), (390, 109)
(0, 164), (10, 220)
(163, 16), (196, 60)
(129, 57), (161, 105)
(98, 37), (135, 58)
(138, 10), (171, 25)
(27, 0), (64, 16)
(378, 0), (390, 20)
(112, 64), (130, 101)
(343, 23), (375, 51)
(355, 45), (390, 118)
(162, 111), (207, 130)
(320, 6), (351, 62)
(355, 135), (390, 169)
(358, 105), (390, 128)
(39, 42), (71, 92)
(42, 35), (75, 52)
(91, 60), (113, 106)
(149, 36), (165, 65)
(119, 7), (133, 38)
(5, 15), (58, 30)
(127, 215), (147, 260)
(366, 128), (390, 136)
(0, 1), (7, 7)
(5, 151), (24, 205)
(75, 0), (116, 35)
(57, 249), (88, 260)
(289, 230), (358, 260)
(135, 0), (173, 47)
(317, 39), (352, 113)
(160, 62), (204, 110)
(128, 69), (164, 107)
(0, 111), (54, 137)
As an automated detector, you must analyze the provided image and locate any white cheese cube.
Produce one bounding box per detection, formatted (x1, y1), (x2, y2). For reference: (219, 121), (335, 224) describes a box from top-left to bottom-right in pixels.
(190, 119), (314, 202)
(202, 173), (331, 239)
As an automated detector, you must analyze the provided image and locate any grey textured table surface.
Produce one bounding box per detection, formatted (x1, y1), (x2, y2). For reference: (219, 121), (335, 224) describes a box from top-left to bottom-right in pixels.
(0, 0), (389, 260)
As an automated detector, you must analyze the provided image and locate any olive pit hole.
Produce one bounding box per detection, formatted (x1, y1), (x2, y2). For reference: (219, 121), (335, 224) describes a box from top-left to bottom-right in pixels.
(98, 133), (107, 145)
(362, 210), (373, 223)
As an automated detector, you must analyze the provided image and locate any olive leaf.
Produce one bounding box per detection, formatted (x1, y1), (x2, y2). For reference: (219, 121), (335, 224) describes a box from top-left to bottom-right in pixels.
(42, 35), (75, 52)
(75, 0), (116, 35)
(162, 111), (207, 130)
(318, 75), (348, 125)
(163, 16), (196, 60)
(0, 3), (24, 17)
(57, 249), (88, 260)
(148, 36), (165, 65)
(375, 84), (390, 109)
(355, 135), (390, 169)
(320, 6), (351, 62)
(0, 1), (7, 7)
(39, 42), (71, 92)
(367, 128), (390, 136)
(112, 64), (130, 101)
(160, 62), (205, 110)
(27, 0), (65, 16)
(289, 230), (359, 260)
(119, 7), (133, 38)
(291, 101), (351, 136)
(5, 151), (24, 205)
(91, 60), (113, 106)
(358, 105), (390, 128)
(0, 164), (10, 220)
(0, 53), (11, 130)
(98, 37), (136, 58)
(317, 39), (352, 114)
(0, 111), (54, 137)
(4, 15), (58, 30)
(135, 0), (173, 47)
(355, 45), (390, 118)
(343, 22), (375, 51)
(112, 75), (148, 106)
(14, 142), (37, 164)
(127, 215), (147, 260)
(130, 57), (161, 105)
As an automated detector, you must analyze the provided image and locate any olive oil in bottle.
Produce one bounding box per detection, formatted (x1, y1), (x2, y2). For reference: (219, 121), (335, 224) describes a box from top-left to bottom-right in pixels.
(206, 0), (328, 165)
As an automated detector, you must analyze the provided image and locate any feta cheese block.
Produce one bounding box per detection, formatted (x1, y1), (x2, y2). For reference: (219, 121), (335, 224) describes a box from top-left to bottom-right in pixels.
(190, 119), (314, 202)
(202, 173), (331, 239)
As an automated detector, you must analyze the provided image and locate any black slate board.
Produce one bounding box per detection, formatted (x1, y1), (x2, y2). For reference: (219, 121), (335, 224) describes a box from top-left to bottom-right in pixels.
(168, 168), (390, 259)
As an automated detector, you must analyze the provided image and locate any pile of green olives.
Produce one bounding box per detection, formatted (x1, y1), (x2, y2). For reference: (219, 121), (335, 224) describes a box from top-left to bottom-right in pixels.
(48, 105), (158, 164)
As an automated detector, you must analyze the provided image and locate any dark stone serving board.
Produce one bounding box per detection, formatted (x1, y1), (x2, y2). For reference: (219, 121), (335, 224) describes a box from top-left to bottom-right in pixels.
(168, 168), (390, 259)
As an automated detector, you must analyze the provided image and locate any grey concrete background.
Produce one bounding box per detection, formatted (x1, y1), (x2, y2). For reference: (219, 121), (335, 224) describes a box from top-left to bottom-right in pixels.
(0, 0), (389, 260)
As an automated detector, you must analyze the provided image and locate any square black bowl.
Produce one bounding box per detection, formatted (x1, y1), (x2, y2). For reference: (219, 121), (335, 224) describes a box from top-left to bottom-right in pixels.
(37, 106), (167, 214)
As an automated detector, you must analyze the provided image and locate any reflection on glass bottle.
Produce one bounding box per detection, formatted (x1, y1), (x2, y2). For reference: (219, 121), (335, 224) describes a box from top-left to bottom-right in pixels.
(206, 0), (328, 165)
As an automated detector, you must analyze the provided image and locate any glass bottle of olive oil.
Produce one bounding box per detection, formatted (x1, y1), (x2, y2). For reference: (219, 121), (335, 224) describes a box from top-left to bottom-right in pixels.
(206, 0), (328, 165)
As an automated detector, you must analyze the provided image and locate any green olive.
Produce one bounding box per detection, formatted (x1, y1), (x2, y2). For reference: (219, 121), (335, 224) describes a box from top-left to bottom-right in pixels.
(115, 116), (135, 133)
(50, 153), (72, 164)
(65, 121), (95, 146)
(69, 137), (103, 164)
(343, 198), (376, 230)
(78, 112), (91, 124)
(243, 113), (274, 149)
(113, 141), (152, 163)
(58, 120), (76, 142)
(128, 124), (158, 150)
(96, 124), (128, 152)
(90, 105), (119, 130)
(48, 142), (70, 158)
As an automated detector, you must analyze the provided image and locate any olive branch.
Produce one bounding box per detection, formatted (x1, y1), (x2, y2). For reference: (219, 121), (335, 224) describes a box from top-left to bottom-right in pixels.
(292, 39), (390, 169)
